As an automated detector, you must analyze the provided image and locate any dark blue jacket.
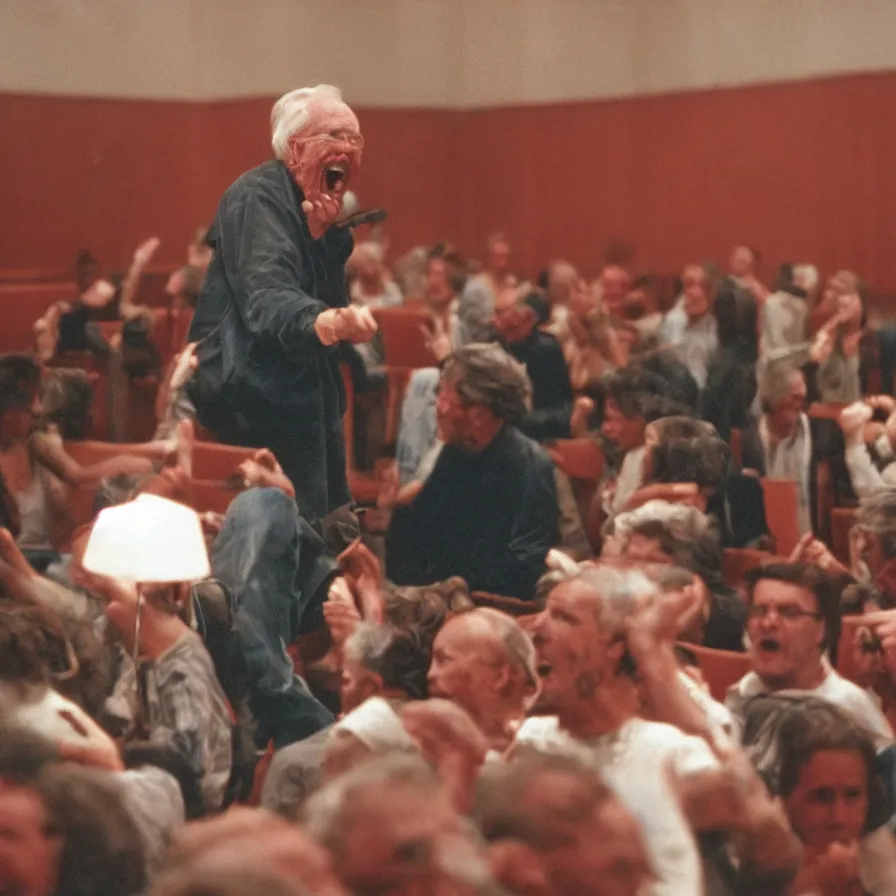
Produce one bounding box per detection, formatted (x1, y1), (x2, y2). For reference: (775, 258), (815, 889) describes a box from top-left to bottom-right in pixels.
(187, 161), (354, 519)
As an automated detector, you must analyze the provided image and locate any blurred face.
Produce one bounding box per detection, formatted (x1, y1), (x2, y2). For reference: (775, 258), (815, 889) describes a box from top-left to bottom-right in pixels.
(287, 98), (363, 205)
(747, 580), (825, 688)
(493, 303), (537, 345)
(682, 265), (711, 320)
(569, 278), (596, 320)
(624, 287), (652, 318)
(428, 616), (504, 721)
(355, 255), (382, 284)
(335, 784), (475, 896)
(527, 773), (651, 896)
(836, 291), (863, 326)
(600, 399), (644, 453)
(425, 258), (454, 307)
(0, 783), (60, 896)
(487, 240), (511, 278)
(435, 378), (474, 446)
(770, 372), (807, 428)
(530, 580), (612, 713)
(341, 655), (381, 714)
(600, 268), (630, 317)
(621, 534), (669, 566)
(786, 750), (869, 852)
(729, 246), (754, 278)
(0, 389), (42, 444)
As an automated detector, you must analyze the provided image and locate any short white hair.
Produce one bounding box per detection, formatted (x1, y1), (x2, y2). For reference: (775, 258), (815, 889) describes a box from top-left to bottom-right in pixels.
(793, 264), (819, 294)
(270, 84), (343, 160)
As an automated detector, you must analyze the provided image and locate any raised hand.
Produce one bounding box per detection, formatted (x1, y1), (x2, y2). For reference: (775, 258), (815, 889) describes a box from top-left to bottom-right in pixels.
(133, 236), (161, 267)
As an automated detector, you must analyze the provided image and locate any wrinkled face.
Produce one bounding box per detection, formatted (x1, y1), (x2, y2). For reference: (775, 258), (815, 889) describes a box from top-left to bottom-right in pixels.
(424, 258), (454, 307)
(600, 399), (644, 452)
(487, 241), (511, 278)
(341, 655), (380, 715)
(682, 265), (711, 319)
(747, 580), (825, 687)
(428, 616), (504, 721)
(531, 581), (611, 712)
(786, 750), (869, 852)
(527, 773), (652, 896)
(435, 378), (475, 447)
(729, 246), (754, 278)
(0, 783), (60, 896)
(287, 98), (363, 203)
(621, 534), (670, 567)
(335, 784), (474, 896)
(600, 268), (630, 317)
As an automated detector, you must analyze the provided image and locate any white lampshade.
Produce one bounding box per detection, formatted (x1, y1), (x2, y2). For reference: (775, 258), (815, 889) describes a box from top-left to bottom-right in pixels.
(83, 494), (210, 583)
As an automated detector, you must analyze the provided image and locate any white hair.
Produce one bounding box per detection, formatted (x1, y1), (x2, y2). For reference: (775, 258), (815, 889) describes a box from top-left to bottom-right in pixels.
(612, 499), (710, 542)
(270, 84), (344, 160)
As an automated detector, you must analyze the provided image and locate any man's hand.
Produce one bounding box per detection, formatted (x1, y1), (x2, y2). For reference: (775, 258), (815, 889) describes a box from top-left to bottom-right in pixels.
(302, 193), (343, 238)
(799, 840), (862, 896)
(864, 608), (896, 653)
(787, 531), (851, 576)
(421, 316), (452, 363)
(314, 306), (378, 346)
(133, 237), (161, 268)
(569, 396), (595, 438)
(626, 585), (703, 660)
(623, 482), (700, 512)
(838, 402), (872, 442)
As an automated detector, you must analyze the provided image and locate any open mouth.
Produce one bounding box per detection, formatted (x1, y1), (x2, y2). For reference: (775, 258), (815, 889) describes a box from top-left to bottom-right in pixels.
(537, 662), (553, 679)
(322, 161), (349, 195)
(758, 638), (781, 653)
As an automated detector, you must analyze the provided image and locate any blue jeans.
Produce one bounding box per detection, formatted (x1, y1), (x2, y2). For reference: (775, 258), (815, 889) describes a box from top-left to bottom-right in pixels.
(211, 488), (335, 748)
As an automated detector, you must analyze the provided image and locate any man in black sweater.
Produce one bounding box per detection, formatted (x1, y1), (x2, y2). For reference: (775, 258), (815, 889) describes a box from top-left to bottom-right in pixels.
(386, 344), (559, 600)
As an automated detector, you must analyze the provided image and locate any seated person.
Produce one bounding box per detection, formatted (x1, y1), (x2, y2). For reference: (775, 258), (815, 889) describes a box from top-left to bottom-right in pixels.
(661, 263), (718, 390)
(762, 263), (812, 356)
(741, 360), (816, 536)
(0, 356), (156, 555)
(838, 397), (896, 499)
(346, 241), (403, 310)
(726, 563), (893, 750)
(386, 343), (559, 600)
(699, 279), (758, 442)
(624, 274), (665, 341)
(811, 285), (865, 404)
(638, 424), (769, 549)
(728, 244), (769, 303)
(457, 232), (516, 344)
(493, 289), (592, 441)
(741, 696), (896, 896)
(608, 499), (747, 651)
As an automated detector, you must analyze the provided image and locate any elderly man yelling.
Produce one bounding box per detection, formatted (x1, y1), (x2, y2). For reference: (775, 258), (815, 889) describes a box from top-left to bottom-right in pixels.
(188, 85), (377, 525)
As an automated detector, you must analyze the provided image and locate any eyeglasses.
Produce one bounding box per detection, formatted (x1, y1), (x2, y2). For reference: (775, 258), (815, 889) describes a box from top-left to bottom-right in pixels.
(297, 131), (364, 150)
(747, 604), (824, 623)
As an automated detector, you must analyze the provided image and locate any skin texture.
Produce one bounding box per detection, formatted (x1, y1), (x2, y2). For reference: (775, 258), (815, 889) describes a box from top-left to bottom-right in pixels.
(681, 264), (711, 321)
(0, 783), (60, 896)
(747, 580), (827, 691)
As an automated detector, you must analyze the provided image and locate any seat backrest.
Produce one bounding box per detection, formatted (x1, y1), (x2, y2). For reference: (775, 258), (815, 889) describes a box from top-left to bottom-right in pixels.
(0, 281), (78, 352)
(548, 438), (604, 481)
(679, 642), (752, 703)
(761, 478), (801, 556)
(722, 548), (785, 588)
(191, 443), (256, 481)
(372, 306), (437, 370)
(830, 506), (857, 565)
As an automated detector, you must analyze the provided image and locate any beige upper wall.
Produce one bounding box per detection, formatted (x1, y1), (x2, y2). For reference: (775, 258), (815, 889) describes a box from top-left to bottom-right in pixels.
(2, 0), (895, 105)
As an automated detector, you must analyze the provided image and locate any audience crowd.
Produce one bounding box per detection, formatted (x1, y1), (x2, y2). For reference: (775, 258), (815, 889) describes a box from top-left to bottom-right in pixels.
(4, 113), (896, 896)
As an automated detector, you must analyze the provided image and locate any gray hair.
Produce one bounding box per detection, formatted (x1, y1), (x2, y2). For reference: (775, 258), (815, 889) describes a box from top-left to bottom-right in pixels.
(793, 264), (819, 294)
(758, 359), (803, 412)
(565, 564), (656, 639)
(467, 608), (539, 692)
(615, 500), (723, 589)
(856, 487), (896, 560)
(442, 343), (531, 426)
(270, 85), (344, 160)
(302, 754), (443, 854)
(343, 623), (394, 671)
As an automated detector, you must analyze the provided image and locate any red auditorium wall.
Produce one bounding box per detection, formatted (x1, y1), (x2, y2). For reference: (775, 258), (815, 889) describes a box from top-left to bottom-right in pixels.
(2, 71), (895, 290)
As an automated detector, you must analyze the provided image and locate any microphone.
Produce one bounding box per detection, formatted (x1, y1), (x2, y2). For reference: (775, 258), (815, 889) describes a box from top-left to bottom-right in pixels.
(334, 208), (388, 229)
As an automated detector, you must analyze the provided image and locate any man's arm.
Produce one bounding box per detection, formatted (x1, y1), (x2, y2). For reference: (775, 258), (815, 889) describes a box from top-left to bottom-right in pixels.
(227, 189), (374, 357)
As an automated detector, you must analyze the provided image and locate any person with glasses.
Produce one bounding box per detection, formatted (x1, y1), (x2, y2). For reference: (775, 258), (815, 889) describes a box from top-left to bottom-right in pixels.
(726, 564), (894, 749)
(187, 84), (377, 529)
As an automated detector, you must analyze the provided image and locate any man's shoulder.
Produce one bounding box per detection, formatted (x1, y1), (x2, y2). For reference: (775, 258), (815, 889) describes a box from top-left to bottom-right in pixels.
(220, 160), (292, 207)
(506, 426), (555, 471)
